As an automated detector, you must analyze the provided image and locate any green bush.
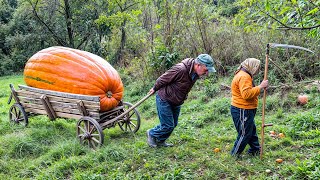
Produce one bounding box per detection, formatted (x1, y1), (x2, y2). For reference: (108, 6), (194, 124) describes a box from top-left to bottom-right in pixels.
(287, 111), (320, 138)
(203, 76), (221, 98)
(290, 154), (320, 180)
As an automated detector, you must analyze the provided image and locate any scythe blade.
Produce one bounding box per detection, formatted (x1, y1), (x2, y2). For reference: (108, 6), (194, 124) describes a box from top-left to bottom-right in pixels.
(269, 43), (314, 53)
(260, 42), (314, 159)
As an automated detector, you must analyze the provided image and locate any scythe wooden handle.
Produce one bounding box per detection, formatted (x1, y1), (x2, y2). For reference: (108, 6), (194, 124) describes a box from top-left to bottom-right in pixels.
(260, 44), (270, 160)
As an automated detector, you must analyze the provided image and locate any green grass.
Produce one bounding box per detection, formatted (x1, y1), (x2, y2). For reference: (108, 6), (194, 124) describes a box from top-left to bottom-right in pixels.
(0, 74), (319, 179)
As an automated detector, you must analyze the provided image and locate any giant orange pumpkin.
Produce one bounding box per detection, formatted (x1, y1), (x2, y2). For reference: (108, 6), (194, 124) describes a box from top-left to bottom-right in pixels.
(23, 46), (124, 112)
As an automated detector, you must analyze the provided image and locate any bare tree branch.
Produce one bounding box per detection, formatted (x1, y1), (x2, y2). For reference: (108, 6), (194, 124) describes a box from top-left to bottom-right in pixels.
(115, 0), (123, 11)
(308, 0), (320, 9)
(76, 32), (92, 49)
(265, 12), (320, 30)
(28, 0), (67, 46)
(276, 24), (320, 30)
(124, 2), (140, 11)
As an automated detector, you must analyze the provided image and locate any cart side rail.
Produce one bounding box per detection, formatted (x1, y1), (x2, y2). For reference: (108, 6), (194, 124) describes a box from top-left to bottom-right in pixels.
(18, 85), (100, 101)
(14, 85), (101, 120)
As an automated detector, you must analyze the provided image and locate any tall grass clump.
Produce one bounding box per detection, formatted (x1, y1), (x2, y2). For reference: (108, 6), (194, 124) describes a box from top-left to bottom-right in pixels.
(289, 154), (320, 180)
(286, 111), (320, 139)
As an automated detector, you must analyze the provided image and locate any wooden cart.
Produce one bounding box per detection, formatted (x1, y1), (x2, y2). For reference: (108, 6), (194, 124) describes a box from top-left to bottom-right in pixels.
(8, 84), (152, 148)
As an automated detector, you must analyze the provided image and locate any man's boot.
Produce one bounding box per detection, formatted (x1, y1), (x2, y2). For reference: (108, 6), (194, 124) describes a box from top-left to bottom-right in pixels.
(157, 141), (174, 147)
(146, 130), (157, 148)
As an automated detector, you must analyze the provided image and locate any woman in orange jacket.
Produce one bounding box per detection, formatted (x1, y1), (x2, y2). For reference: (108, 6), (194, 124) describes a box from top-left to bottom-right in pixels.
(230, 58), (268, 157)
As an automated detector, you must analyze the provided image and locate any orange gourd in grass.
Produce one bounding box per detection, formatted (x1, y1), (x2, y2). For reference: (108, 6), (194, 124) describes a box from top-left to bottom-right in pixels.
(298, 94), (308, 105)
(23, 46), (124, 112)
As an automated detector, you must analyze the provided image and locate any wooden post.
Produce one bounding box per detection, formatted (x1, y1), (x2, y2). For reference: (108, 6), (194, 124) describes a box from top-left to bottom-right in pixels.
(40, 95), (57, 120)
(77, 100), (89, 116)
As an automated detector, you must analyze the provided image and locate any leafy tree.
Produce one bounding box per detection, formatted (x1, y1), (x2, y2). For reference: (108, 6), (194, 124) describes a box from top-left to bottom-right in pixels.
(235, 0), (320, 37)
(0, 0), (111, 76)
(25, 0), (110, 52)
(0, 0), (47, 76)
(0, 0), (17, 55)
(140, 0), (222, 75)
(95, 0), (142, 65)
(0, 0), (16, 23)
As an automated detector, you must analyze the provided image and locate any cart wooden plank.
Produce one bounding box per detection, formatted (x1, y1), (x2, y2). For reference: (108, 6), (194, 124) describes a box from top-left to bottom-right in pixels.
(16, 90), (100, 108)
(17, 95), (100, 111)
(24, 108), (98, 120)
(18, 85), (100, 102)
(20, 102), (100, 118)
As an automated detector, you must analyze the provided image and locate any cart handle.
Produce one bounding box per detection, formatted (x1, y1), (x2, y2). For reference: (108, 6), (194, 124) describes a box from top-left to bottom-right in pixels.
(100, 92), (154, 127)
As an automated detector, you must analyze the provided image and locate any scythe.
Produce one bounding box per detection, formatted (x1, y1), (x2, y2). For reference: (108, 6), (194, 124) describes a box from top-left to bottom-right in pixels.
(260, 43), (314, 160)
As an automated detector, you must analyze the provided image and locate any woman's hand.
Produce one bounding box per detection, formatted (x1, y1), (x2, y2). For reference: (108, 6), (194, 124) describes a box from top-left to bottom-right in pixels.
(258, 80), (269, 89)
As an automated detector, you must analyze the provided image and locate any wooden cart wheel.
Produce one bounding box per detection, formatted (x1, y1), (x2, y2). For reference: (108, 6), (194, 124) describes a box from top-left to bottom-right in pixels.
(118, 102), (141, 133)
(77, 116), (104, 149)
(9, 103), (28, 127)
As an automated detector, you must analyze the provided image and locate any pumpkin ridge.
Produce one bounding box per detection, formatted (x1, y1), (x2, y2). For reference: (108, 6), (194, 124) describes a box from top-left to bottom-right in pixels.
(24, 69), (105, 94)
(58, 47), (120, 93)
(58, 47), (112, 81)
(25, 59), (107, 91)
(45, 48), (121, 95)
(45, 50), (106, 75)
(35, 51), (109, 90)
(46, 48), (110, 88)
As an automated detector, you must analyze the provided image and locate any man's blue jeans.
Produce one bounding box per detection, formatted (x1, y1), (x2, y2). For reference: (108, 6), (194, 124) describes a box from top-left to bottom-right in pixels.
(230, 105), (260, 155)
(149, 94), (181, 142)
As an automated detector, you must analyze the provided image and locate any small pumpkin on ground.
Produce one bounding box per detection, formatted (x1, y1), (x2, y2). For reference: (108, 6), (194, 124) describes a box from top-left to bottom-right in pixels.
(24, 46), (124, 112)
(276, 158), (284, 163)
(297, 94), (308, 105)
(213, 148), (220, 153)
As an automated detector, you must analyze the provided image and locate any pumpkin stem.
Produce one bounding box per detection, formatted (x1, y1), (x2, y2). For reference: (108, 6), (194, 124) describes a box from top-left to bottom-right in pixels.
(107, 91), (113, 98)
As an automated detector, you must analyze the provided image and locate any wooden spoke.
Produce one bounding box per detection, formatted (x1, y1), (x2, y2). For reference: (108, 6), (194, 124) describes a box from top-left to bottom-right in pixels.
(10, 112), (17, 120)
(127, 112), (134, 119)
(90, 140), (96, 149)
(91, 133), (100, 137)
(17, 110), (21, 119)
(85, 120), (90, 132)
(129, 121), (137, 127)
(128, 123), (132, 131)
(89, 125), (95, 134)
(92, 137), (100, 144)
(78, 126), (86, 133)
(78, 134), (84, 138)
(129, 118), (138, 122)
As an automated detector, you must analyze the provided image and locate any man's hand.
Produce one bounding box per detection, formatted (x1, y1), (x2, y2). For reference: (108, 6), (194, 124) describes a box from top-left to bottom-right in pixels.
(149, 88), (155, 95)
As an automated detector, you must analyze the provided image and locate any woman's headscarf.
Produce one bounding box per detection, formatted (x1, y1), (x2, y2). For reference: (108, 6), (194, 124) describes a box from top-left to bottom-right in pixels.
(235, 58), (261, 76)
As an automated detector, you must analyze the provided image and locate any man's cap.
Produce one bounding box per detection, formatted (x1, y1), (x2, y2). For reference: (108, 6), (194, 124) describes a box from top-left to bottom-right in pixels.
(196, 54), (216, 73)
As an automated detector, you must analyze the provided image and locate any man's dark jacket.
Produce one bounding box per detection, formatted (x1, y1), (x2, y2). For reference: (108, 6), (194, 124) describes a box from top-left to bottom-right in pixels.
(153, 58), (198, 106)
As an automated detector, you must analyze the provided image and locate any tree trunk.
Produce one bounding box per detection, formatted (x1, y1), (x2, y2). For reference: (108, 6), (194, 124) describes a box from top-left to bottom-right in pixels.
(64, 0), (74, 48)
